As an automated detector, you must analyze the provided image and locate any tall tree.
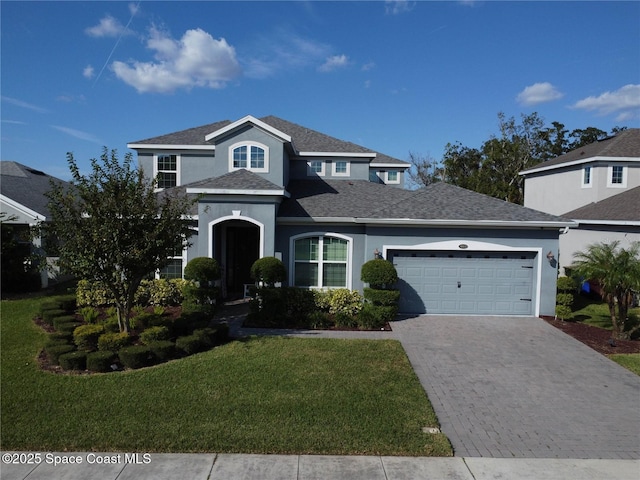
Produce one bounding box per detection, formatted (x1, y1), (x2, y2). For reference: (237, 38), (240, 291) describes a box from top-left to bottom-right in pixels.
(45, 148), (197, 333)
(567, 127), (608, 150)
(571, 241), (640, 340)
(441, 142), (483, 191)
(406, 152), (442, 188)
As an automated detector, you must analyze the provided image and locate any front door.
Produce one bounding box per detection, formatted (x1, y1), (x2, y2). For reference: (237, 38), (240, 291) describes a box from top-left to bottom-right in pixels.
(225, 225), (260, 298)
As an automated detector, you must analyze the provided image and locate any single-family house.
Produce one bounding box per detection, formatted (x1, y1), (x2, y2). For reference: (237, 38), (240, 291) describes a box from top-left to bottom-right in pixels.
(520, 129), (640, 273)
(128, 115), (573, 317)
(0, 161), (70, 288)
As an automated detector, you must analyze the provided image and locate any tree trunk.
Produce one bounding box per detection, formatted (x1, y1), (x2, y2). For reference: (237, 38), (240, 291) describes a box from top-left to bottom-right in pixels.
(616, 292), (631, 340)
(607, 296), (622, 340)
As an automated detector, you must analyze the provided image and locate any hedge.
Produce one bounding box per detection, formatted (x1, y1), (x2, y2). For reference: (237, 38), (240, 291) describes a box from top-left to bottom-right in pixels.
(139, 326), (171, 345)
(118, 345), (152, 369)
(148, 341), (176, 363)
(97, 332), (132, 352)
(176, 335), (205, 356)
(58, 351), (87, 371)
(86, 351), (117, 372)
(73, 324), (106, 351)
(45, 344), (76, 365)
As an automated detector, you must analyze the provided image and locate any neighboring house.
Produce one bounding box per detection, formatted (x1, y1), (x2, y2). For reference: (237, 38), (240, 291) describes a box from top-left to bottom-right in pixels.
(128, 115), (572, 316)
(520, 129), (640, 273)
(0, 161), (69, 288)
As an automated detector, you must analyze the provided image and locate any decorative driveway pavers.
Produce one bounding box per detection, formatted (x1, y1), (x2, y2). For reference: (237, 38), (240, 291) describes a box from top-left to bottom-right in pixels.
(392, 315), (640, 459)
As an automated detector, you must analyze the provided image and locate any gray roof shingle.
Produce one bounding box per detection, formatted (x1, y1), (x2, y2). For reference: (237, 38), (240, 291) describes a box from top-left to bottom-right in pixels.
(0, 161), (69, 219)
(279, 180), (570, 224)
(521, 128), (640, 173)
(562, 186), (640, 222)
(130, 115), (408, 165)
(185, 169), (284, 191)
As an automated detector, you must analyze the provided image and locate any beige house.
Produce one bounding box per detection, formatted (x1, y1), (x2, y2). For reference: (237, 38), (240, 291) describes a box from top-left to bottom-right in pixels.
(520, 129), (640, 273)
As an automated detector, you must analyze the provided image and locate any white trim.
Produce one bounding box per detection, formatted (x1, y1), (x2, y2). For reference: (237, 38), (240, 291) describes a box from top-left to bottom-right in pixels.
(520, 156), (640, 176)
(573, 219), (640, 226)
(385, 171), (400, 184)
(208, 215), (265, 259)
(383, 239), (543, 317)
(277, 216), (576, 228)
(127, 144), (216, 151)
(299, 151), (376, 158)
(205, 115), (292, 143)
(228, 141), (269, 173)
(186, 188), (287, 196)
(153, 153), (181, 188)
(332, 160), (350, 177)
(607, 164), (627, 188)
(289, 232), (353, 289)
(0, 194), (45, 223)
(307, 160), (325, 177)
(370, 161), (411, 168)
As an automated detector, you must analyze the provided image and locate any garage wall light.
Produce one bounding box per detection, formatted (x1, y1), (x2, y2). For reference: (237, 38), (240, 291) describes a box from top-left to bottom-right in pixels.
(546, 251), (557, 268)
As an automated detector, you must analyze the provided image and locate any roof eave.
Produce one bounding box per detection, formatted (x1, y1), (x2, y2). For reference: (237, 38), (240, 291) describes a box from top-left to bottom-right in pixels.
(127, 144), (216, 151)
(204, 115), (292, 143)
(520, 156), (640, 176)
(572, 219), (640, 226)
(278, 216), (575, 228)
(186, 188), (289, 197)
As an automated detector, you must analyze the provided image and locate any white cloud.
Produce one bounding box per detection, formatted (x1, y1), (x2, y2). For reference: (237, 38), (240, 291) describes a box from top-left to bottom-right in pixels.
(85, 15), (132, 38)
(1, 96), (49, 114)
(385, 0), (415, 15)
(51, 125), (102, 144)
(83, 65), (95, 79)
(318, 54), (349, 73)
(516, 82), (564, 106)
(111, 27), (242, 93)
(572, 84), (640, 121)
(362, 62), (376, 71)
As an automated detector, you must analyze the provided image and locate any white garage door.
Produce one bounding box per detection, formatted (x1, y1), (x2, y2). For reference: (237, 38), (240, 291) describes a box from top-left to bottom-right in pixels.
(392, 251), (536, 315)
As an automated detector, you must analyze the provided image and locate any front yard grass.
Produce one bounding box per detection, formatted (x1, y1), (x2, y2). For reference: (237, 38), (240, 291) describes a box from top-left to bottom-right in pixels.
(608, 354), (640, 375)
(0, 297), (451, 456)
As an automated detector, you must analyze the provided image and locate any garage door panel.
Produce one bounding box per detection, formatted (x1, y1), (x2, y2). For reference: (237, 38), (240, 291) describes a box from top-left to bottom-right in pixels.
(394, 251), (535, 315)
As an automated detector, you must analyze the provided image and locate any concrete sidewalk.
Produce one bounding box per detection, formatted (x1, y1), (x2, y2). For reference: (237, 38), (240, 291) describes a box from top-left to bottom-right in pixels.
(1, 452), (639, 480)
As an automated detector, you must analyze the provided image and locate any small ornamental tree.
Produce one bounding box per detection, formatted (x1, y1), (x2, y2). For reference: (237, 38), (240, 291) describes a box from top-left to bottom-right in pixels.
(250, 257), (286, 287)
(183, 257), (221, 312)
(45, 148), (197, 333)
(361, 258), (398, 289)
(572, 241), (640, 340)
(361, 258), (400, 323)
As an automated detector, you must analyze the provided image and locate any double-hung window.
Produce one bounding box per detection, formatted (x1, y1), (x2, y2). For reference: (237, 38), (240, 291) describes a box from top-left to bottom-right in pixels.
(385, 171), (400, 184)
(582, 166), (592, 187)
(307, 160), (325, 176)
(293, 235), (349, 288)
(229, 142), (268, 172)
(156, 154), (178, 189)
(607, 165), (626, 188)
(332, 160), (350, 176)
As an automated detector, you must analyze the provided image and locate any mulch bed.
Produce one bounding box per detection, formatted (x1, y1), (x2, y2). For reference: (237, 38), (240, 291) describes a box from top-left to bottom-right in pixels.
(542, 316), (640, 355)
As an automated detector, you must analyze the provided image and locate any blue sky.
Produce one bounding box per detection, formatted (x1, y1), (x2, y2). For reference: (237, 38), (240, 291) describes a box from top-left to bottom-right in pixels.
(2, 1), (639, 180)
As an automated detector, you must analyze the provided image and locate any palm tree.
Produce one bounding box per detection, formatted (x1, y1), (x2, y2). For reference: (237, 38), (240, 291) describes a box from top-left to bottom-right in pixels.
(572, 241), (640, 340)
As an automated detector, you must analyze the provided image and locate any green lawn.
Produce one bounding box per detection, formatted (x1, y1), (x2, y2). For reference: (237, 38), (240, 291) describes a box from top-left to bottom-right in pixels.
(572, 295), (640, 331)
(608, 354), (640, 375)
(0, 297), (451, 456)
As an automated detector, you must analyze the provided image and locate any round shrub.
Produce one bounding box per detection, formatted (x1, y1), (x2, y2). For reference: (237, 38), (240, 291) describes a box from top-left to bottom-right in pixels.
(361, 259), (398, 289)
(363, 288), (400, 306)
(148, 340), (176, 362)
(97, 332), (132, 352)
(557, 276), (577, 293)
(139, 326), (171, 345)
(86, 351), (117, 373)
(555, 304), (573, 321)
(118, 345), (152, 369)
(73, 324), (105, 351)
(184, 257), (220, 286)
(58, 351), (87, 371)
(55, 321), (83, 335)
(326, 289), (363, 316)
(45, 344), (76, 365)
(176, 335), (205, 355)
(250, 257), (286, 287)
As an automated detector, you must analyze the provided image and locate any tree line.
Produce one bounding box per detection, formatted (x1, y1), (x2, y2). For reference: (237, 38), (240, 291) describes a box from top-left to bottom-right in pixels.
(408, 112), (626, 204)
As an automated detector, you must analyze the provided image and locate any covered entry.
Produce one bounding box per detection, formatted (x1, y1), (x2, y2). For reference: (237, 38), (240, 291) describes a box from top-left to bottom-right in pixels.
(211, 219), (261, 299)
(391, 250), (536, 315)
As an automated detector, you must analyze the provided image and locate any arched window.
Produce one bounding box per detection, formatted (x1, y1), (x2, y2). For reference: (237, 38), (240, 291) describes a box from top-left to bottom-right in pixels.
(229, 142), (269, 172)
(292, 234), (351, 288)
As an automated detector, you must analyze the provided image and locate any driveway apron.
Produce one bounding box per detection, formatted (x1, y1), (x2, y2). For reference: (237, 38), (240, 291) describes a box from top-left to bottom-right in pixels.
(392, 315), (640, 459)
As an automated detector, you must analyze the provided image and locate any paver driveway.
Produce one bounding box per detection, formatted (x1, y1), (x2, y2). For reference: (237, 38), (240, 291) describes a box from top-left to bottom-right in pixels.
(392, 315), (640, 459)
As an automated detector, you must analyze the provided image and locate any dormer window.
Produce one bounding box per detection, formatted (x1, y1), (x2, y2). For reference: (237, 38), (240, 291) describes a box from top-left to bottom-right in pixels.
(307, 160), (325, 176)
(229, 142), (268, 172)
(385, 171), (400, 184)
(332, 160), (350, 177)
(155, 154), (180, 189)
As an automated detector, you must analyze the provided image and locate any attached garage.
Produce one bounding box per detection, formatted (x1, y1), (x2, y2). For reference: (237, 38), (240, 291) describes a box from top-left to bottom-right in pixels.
(391, 250), (538, 316)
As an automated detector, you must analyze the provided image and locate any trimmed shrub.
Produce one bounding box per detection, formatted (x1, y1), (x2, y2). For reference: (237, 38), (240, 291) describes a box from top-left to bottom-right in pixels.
(57, 295), (77, 312)
(118, 345), (152, 369)
(333, 312), (357, 329)
(48, 331), (73, 343)
(73, 324), (105, 351)
(148, 341), (176, 363)
(58, 351), (87, 371)
(212, 323), (229, 345)
(97, 332), (132, 352)
(135, 278), (188, 306)
(326, 289), (363, 316)
(42, 309), (67, 324)
(176, 335), (205, 355)
(45, 344), (76, 365)
(102, 317), (120, 333)
(184, 257), (220, 286)
(363, 288), (400, 306)
(357, 304), (388, 330)
(308, 311), (331, 329)
(557, 276), (578, 293)
(55, 321), (83, 335)
(44, 338), (71, 349)
(76, 279), (114, 307)
(79, 306), (100, 324)
(193, 328), (216, 348)
(247, 287), (316, 328)
(250, 257), (286, 287)
(52, 315), (77, 329)
(139, 326), (171, 345)
(361, 259), (398, 289)
(86, 351), (117, 373)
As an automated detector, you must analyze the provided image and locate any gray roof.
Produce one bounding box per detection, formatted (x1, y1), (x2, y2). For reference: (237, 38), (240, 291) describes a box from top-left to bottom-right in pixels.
(130, 115), (407, 165)
(562, 186), (640, 222)
(0, 161), (69, 219)
(279, 180), (570, 225)
(521, 129), (640, 173)
(184, 168), (284, 191)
